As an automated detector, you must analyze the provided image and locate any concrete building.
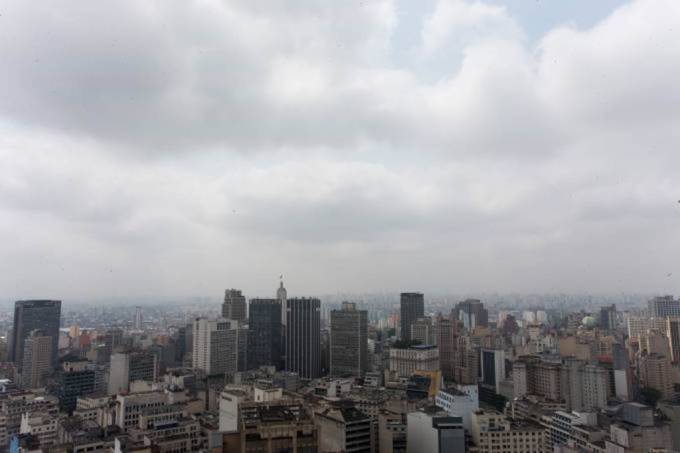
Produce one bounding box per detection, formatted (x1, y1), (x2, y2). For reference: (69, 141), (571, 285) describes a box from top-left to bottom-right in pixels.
(238, 400), (317, 452)
(544, 411), (607, 452)
(56, 360), (96, 413)
(606, 402), (672, 453)
(20, 330), (53, 389)
(560, 358), (608, 411)
(316, 405), (372, 453)
(330, 302), (368, 377)
(599, 304), (616, 331)
(389, 345), (439, 377)
(192, 317), (239, 375)
(378, 410), (406, 453)
(639, 353), (674, 399)
(410, 317), (434, 345)
(248, 298), (282, 370)
(627, 316), (667, 341)
(513, 356), (561, 401)
(480, 348), (506, 394)
(10, 300), (61, 369)
(407, 407), (465, 453)
(400, 293), (424, 342)
(108, 351), (159, 395)
(471, 410), (544, 453)
(667, 317), (680, 363)
(222, 289), (247, 324)
(285, 298), (321, 379)
(218, 387), (249, 432)
(435, 387), (479, 430)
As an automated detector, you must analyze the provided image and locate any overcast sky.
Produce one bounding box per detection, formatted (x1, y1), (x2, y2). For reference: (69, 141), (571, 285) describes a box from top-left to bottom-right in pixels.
(1, 0), (679, 300)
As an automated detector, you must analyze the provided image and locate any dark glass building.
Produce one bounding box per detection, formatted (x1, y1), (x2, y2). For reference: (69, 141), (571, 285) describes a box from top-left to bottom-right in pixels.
(248, 299), (282, 370)
(330, 302), (368, 377)
(285, 298), (321, 379)
(10, 300), (61, 369)
(400, 293), (424, 342)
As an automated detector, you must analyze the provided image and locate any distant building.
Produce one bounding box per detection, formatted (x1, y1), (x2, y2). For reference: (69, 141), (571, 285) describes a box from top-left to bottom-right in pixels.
(606, 402), (672, 452)
(407, 407), (465, 453)
(560, 358), (608, 411)
(455, 299), (488, 330)
(285, 298), (321, 379)
(134, 306), (143, 330)
(667, 317), (680, 363)
(192, 318), (239, 375)
(248, 299), (282, 370)
(56, 360), (96, 414)
(330, 302), (368, 377)
(513, 356), (561, 401)
(649, 295), (680, 318)
(400, 293), (424, 342)
(222, 289), (247, 324)
(479, 348), (506, 394)
(435, 312), (458, 380)
(639, 353), (673, 399)
(599, 304), (616, 331)
(10, 300), (61, 369)
(238, 400), (318, 452)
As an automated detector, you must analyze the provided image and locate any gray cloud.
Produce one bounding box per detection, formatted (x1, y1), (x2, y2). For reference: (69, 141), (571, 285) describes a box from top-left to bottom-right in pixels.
(0, 0), (679, 299)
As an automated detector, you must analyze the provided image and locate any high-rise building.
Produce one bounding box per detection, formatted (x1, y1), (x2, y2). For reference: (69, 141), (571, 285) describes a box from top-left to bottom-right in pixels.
(108, 350), (158, 394)
(277, 278), (287, 326)
(330, 302), (368, 377)
(248, 299), (282, 370)
(400, 293), (424, 342)
(389, 345), (439, 377)
(134, 306), (143, 330)
(436, 312), (458, 380)
(285, 298), (321, 379)
(10, 300), (61, 369)
(455, 299), (488, 330)
(56, 360), (96, 414)
(649, 295), (680, 318)
(560, 358), (608, 411)
(512, 356), (561, 401)
(639, 353), (673, 399)
(222, 289), (247, 324)
(479, 348), (506, 394)
(20, 330), (53, 389)
(192, 317), (239, 375)
(599, 304), (617, 331)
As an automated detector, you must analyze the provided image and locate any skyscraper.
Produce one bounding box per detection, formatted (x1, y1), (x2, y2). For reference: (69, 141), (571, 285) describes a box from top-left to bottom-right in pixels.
(330, 302), (368, 377)
(222, 289), (247, 323)
(192, 317), (239, 375)
(277, 278), (287, 326)
(400, 292), (424, 342)
(455, 299), (488, 330)
(286, 298), (321, 379)
(599, 304), (617, 331)
(248, 299), (282, 370)
(134, 306), (143, 330)
(11, 300), (61, 369)
(436, 311), (458, 380)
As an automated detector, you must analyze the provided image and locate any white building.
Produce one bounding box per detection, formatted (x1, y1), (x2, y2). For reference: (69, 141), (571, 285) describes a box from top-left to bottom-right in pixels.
(435, 386), (479, 430)
(389, 345), (439, 377)
(219, 387), (250, 432)
(407, 407), (465, 453)
(192, 317), (239, 374)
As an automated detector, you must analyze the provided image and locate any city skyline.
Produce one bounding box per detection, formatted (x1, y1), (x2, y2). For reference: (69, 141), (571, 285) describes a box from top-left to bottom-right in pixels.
(1, 0), (680, 298)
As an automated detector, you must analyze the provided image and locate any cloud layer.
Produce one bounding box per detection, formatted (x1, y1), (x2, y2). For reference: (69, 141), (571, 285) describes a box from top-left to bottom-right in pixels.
(1, 0), (679, 299)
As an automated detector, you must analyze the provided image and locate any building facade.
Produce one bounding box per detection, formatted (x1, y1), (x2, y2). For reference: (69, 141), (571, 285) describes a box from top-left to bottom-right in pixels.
(330, 302), (368, 377)
(248, 298), (282, 370)
(285, 298), (321, 379)
(400, 293), (424, 342)
(10, 300), (61, 369)
(222, 289), (247, 324)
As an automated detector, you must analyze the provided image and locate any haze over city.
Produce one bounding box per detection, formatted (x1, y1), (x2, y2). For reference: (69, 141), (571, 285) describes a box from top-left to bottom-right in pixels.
(1, 0), (679, 300)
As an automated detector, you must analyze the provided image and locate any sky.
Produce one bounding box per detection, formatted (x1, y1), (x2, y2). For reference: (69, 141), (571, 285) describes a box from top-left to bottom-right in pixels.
(1, 0), (679, 300)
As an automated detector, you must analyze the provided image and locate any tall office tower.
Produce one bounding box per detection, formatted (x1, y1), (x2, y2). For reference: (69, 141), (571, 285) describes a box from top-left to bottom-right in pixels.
(248, 299), (282, 370)
(330, 302), (368, 377)
(192, 318), (239, 375)
(479, 348), (506, 394)
(560, 358), (608, 411)
(639, 353), (674, 399)
(455, 299), (488, 330)
(400, 292), (424, 342)
(285, 298), (321, 379)
(134, 306), (143, 330)
(411, 317), (435, 345)
(667, 317), (680, 363)
(10, 300), (61, 369)
(599, 304), (617, 331)
(222, 289), (247, 323)
(436, 312), (458, 380)
(20, 330), (53, 389)
(649, 295), (680, 318)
